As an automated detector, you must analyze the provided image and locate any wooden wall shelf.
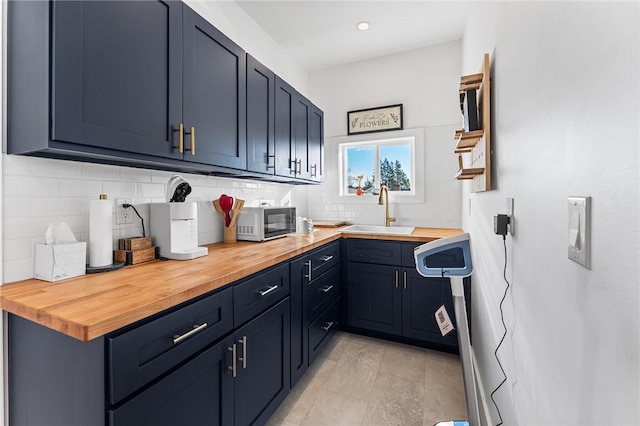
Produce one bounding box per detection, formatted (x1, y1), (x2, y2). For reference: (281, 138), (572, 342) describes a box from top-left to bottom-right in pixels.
(454, 167), (485, 180)
(454, 129), (484, 153)
(454, 53), (491, 191)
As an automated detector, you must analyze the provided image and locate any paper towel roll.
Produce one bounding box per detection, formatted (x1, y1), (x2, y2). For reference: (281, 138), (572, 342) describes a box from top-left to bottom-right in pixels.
(89, 194), (113, 267)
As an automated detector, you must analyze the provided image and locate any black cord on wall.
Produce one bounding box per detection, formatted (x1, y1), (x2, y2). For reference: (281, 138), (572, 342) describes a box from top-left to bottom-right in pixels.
(123, 204), (146, 237)
(491, 235), (511, 426)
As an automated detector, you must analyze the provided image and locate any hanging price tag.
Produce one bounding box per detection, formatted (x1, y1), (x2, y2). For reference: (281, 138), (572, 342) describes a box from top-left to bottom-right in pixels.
(435, 305), (455, 337)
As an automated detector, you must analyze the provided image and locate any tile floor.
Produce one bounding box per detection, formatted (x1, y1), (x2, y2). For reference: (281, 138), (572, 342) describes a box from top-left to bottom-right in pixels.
(267, 331), (468, 426)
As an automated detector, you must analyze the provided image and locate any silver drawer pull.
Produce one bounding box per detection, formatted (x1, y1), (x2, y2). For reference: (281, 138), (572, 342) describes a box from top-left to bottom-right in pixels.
(304, 261), (312, 281)
(228, 344), (237, 377)
(172, 322), (208, 345)
(259, 284), (279, 296)
(321, 321), (334, 332)
(238, 335), (247, 369)
(320, 255), (333, 262)
(321, 285), (334, 293)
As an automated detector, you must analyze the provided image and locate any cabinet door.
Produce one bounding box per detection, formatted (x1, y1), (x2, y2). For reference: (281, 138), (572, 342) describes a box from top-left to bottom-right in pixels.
(51, 0), (183, 159)
(274, 77), (296, 177)
(289, 256), (309, 388)
(247, 55), (276, 174)
(401, 269), (458, 347)
(308, 103), (324, 182)
(292, 95), (310, 180)
(109, 336), (234, 426)
(234, 298), (291, 426)
(182, 5), (246, 169)
(346, 263), (401, 335)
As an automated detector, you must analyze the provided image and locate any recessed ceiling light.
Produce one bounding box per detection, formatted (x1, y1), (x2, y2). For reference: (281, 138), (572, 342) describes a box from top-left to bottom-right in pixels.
(357, 21), (370, 31)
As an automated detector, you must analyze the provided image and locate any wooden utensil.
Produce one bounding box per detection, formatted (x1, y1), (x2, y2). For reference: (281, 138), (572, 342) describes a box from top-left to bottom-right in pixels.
(212, 199), (227, 225)
(229, 199), (245, 227)
(219, 194), (234, 227)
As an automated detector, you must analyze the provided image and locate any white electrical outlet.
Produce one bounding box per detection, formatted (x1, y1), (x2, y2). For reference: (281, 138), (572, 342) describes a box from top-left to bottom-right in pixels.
(116, 198), (134, 224)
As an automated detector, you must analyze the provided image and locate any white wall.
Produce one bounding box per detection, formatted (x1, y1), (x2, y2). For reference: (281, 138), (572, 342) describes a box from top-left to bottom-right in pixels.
(461, 2), (639, 425)
(307, 41), (463, 228)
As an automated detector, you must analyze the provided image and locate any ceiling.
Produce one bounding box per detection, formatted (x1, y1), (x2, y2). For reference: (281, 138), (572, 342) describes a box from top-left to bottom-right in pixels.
(234, 1), (470, 72)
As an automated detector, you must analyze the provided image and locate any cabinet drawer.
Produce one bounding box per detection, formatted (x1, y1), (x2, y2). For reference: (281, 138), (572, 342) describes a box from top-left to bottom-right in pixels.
(308, 266), (340, 323)
(234, 263), (290, 327)
(107, 287), (233, 405)
(403, 242), (466, 269)
(346, 239), (402, 266)
(307, 241), (340, 280)
(109, 336), (234, 426)
(309, 298), (340, 365)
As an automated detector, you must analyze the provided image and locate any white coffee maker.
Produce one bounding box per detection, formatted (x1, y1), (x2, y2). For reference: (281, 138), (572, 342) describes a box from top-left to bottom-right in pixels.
(149, 176), (208, 260)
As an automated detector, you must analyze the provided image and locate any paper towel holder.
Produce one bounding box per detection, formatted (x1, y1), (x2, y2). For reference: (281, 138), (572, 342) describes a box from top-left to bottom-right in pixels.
(86, 193), (126, 274)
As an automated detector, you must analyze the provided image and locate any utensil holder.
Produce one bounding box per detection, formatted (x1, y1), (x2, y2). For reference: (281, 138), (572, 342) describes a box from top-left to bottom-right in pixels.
(224, 226), (237, 244)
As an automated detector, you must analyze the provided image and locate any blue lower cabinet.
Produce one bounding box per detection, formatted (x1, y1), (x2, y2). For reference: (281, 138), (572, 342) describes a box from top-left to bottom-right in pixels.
(289, 241), (341, 388)
(346, 262), (402, 335)
(234, 298), (291, 426)
(290, 255), (310, 388)
(345, 239), (470, 352)
(401, 269), (458, 347)
(109, 336), (235, 426)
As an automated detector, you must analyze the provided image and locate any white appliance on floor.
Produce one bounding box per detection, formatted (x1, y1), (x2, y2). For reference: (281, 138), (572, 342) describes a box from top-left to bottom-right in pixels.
(414, 233), (480, 426)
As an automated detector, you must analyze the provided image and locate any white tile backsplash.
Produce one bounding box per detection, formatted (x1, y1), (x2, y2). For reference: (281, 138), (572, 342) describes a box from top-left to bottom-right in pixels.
(4, 175), (59, 197)
(2, 154), (304, 283)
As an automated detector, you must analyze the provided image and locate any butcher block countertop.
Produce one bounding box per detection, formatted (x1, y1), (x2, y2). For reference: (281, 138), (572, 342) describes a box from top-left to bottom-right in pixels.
(0, 226), (463, 342)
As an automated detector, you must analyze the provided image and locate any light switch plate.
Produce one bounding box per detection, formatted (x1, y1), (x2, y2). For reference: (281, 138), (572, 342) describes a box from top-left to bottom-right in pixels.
(568, 196), (591, 269)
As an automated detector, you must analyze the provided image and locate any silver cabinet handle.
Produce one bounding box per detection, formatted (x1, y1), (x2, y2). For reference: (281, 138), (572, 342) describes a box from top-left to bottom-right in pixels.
(395, 270), (399, 288)
(259, 284), (279, 296)
(320, 255), (333, 262)
(228, 344), (237, 377)
(238, 336), (247, 369)
(172, 322), (208, 345)
(266, 154), (275, 169)
(290, 158), (297, 174)
(321, 285), (334, 293)
(296, 159), (302, 174)
(403, 271), (407, 290)
(304, 260), (312, 282)
(321, 321), (334, 332)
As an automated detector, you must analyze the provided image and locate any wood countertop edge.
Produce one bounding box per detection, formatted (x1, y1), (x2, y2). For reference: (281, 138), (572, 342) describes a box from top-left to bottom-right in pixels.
(0, 227), (462, 341)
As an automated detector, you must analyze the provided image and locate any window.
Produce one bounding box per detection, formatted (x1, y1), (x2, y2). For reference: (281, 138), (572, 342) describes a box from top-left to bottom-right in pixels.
(339, 129), (422, 199)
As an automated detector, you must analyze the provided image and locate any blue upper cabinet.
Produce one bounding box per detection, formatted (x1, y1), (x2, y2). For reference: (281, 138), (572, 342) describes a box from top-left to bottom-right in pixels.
(182, 6), (247, 170)
(52, 0), (183, 159)
(308, 104), (324, 182)
(8, 0), (320, 182)
(274, 77), (324, 182)
(246, 55), (276, 174)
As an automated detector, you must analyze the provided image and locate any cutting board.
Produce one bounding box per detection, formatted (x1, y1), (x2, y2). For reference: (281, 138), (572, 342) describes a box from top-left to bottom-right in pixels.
(312, 220), (350, 228)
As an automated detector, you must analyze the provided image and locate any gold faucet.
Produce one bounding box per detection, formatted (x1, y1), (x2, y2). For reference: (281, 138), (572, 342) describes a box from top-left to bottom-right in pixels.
(378, 183), (396, 227)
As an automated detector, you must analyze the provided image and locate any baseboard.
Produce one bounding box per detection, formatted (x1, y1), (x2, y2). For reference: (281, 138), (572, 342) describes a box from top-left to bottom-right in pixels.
(471, 346), (494, 426)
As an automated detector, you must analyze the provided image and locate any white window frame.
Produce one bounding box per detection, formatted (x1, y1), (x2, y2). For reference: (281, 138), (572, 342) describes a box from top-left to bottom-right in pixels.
(337, 127), (425, 204)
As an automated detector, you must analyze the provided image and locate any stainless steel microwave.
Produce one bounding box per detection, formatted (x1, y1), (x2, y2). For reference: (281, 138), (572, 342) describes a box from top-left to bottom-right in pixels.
(236, 207), (297, 241)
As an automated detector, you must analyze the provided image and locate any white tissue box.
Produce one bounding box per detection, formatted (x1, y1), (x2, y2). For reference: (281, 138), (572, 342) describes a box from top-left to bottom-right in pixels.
(35, 242), (87, 282)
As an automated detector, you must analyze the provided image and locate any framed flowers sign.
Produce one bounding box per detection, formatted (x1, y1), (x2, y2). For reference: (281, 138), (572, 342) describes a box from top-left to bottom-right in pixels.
(347, 104), (403, 135)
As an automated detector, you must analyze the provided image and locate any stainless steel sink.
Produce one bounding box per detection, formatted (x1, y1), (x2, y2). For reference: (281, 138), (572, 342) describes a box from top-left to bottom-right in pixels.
(339, 224), (415, 235)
